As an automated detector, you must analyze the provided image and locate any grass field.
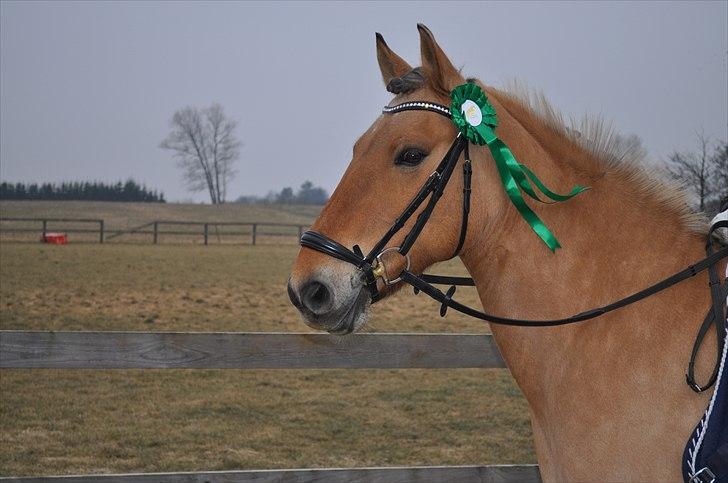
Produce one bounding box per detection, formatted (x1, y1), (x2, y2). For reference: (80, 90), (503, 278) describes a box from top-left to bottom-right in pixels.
(0, 201), (534, 477)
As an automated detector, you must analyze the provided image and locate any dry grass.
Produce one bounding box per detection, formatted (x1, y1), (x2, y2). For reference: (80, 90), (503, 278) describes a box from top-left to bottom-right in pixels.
(0, 244), (486, 333)
(0, 203), (534, 477)
(1, 369), (532, 476)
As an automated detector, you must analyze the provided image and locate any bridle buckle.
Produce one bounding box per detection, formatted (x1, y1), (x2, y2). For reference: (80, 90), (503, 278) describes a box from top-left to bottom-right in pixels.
(373, 247), (411, 286)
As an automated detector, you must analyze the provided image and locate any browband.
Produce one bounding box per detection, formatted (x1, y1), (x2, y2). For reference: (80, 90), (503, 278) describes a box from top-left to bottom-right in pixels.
(383, 101), (452, 118)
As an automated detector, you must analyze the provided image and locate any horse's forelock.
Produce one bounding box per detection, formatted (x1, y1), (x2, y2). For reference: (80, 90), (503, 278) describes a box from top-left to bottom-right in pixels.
(386, 67), (426, 94)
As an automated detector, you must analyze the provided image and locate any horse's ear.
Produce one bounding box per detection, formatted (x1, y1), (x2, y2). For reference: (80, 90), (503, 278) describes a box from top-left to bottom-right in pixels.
(376, 33), (412, 88)
(417, 24), (461, 96)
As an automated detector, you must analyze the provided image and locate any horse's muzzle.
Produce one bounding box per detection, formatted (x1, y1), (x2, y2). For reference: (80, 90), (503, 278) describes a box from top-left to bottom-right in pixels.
(287, 276), (370, 334)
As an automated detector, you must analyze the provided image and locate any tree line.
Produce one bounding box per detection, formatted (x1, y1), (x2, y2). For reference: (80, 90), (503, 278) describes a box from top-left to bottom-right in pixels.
(235, 181), (329, 205)
(0, 180), (165, 202)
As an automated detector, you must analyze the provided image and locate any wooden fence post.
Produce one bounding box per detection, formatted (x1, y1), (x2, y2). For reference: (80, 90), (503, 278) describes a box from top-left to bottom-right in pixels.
(298, 225), (303, 241)
(204, 223), (208, 246)
(153, 222), (159, 245)
(42, 220), (47, 239)
(252, 224), (257, 245)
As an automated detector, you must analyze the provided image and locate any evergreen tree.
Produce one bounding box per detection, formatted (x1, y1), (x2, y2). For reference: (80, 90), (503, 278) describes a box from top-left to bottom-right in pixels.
(0, 179), (165, 202)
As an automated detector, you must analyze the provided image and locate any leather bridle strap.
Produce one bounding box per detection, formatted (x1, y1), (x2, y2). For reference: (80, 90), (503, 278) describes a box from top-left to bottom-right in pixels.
(685, 281), (728, 392)
(361, 100), (470, 264)
(454, 143), (473, 258)
(398, 136), (466, 256)
(419, 274), (476, 287)
(299, 230), (364, 266)
(400, 245), (728, 326)
(686, 220), (728, 392)
(300, 125), (471, 302)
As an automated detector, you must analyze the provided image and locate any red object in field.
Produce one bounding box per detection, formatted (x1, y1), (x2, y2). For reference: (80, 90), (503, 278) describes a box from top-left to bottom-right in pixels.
(41, 233), (68, 244)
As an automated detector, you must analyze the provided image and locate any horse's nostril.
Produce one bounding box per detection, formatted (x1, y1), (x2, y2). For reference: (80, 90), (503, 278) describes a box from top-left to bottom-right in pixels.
(287, 280), (302, 309)
(300, 280), (334, 315)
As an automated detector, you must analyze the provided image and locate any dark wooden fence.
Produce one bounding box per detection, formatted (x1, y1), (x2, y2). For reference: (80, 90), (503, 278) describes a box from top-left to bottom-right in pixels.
(0, 331), (539, 482)
(0, 217), (104, 243)
(147, 221), (306, 245)
(0, 218), (307, 245)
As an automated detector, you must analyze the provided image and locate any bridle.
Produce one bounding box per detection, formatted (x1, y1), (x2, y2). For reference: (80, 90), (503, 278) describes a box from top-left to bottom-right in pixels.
(302, 100), (471, 303)
(300, 97), (728, 392)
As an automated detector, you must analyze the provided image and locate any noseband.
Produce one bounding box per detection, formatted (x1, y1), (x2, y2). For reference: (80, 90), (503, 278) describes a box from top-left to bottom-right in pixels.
(300, 93), (728, 392)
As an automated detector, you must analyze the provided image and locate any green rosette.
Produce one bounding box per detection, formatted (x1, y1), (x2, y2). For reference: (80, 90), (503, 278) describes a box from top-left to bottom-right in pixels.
(450, 83), (498, 145)
(449, 83), (588, 252)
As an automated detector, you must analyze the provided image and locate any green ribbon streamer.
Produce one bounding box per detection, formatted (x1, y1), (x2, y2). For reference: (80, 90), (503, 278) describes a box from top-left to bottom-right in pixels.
(450, 83), (588, 252)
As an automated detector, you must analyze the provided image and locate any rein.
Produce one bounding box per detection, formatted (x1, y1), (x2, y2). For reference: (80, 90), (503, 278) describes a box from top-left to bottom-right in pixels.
(299, 91), (728, 392)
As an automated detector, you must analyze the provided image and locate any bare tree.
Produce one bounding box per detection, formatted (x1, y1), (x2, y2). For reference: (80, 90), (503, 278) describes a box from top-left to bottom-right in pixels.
(711, 142), (727, 204)
(160, 103), (241, 204)
(668, 131), (712, 212)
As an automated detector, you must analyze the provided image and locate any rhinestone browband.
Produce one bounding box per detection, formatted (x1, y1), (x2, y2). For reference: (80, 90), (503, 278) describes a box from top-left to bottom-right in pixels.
(382, 101), (452, 118)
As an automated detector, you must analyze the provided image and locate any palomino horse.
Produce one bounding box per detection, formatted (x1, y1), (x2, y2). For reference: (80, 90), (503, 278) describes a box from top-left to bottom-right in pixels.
(288, 25), (725, 482)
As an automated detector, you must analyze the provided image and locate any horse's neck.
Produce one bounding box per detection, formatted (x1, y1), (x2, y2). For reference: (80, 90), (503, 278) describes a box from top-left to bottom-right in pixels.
(459, 92), (711, 404)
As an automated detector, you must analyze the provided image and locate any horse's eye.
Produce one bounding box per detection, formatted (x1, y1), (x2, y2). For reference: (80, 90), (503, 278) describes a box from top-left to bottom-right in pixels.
(395, 147), (428, 167)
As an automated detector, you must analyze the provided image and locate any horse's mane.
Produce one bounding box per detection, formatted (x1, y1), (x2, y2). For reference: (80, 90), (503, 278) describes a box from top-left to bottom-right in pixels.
(385, 66), (705, 232)
(494, 80), (706, 233)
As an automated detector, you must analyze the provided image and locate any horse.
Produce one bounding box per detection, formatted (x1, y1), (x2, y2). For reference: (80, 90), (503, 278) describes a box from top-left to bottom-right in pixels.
(287, 24), (725, 482)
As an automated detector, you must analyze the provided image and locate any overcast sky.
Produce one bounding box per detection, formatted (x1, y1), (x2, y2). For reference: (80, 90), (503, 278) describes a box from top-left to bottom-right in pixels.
(1, 1), (726, 202)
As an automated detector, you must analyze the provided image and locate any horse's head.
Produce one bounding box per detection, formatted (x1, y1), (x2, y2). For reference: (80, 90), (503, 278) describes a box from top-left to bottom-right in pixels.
(289, 25), (484, 334)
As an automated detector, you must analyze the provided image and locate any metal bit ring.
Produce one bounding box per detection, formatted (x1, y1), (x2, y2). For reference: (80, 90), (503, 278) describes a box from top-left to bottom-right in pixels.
(373, 247), (411, 286)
